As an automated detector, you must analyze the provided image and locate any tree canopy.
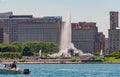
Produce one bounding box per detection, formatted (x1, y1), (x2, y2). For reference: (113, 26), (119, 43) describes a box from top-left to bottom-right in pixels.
(0, 41), (59, 57)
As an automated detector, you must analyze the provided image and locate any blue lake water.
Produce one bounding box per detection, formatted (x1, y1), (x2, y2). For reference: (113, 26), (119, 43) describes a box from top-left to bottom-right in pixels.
(0, 64), (120, 77)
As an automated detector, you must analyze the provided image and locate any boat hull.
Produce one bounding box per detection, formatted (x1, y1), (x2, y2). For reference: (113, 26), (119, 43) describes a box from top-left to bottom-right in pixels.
(0, 68), (23, 74)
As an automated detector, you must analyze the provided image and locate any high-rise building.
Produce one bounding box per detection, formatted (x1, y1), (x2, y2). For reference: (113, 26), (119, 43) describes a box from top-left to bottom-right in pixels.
(0, 19), (4, 43)
(1, 16), (62, 44)
(0, 12), (13, 43)
(72, 22), (103, 53)
(110, 11), (119, 29)
(108, 11), (120, 52)
(0, 12), (13, 18)
(96, 32), (105, 54)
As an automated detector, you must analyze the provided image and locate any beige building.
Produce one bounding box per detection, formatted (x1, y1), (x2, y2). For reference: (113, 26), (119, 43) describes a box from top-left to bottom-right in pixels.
(108, 11), (120, 52)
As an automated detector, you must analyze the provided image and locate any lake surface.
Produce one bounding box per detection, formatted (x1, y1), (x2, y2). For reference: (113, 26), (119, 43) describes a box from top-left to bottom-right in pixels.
(0, 64), (120, 77)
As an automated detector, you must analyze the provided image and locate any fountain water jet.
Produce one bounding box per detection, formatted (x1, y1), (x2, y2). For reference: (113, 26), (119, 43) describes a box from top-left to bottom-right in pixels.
(48, 15), (92, 57)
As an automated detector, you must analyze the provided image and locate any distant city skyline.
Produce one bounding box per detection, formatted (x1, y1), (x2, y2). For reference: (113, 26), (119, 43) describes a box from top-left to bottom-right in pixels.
(0, 0), (120, 37)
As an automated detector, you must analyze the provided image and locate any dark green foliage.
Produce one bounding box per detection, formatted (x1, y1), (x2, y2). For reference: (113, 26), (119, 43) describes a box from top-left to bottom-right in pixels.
(0, 52), (22, 59)
(22, 46), (33, 56)
(0, 44), (19, 52)
(22, 41), (59, 57)
(82, 60), (103, 63)
(23, 41), (44, 52)
(104, 55), (119, 57)
(12, 42), (23, 52)
(2, 46), (9, 52)
(94, 53), (100, 56)
(0, 41), (59, 57)
(104, 49), (120, 62)
(45, 42), (59, 53)
(105, 49), (120, 57)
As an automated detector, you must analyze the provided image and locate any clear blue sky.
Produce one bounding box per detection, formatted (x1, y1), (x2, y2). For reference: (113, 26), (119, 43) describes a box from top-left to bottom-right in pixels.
(0, 0), (120, 37)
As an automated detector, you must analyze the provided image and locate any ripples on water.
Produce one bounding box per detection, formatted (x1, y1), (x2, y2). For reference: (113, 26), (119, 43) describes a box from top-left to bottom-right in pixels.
(0, 64), (120, 77)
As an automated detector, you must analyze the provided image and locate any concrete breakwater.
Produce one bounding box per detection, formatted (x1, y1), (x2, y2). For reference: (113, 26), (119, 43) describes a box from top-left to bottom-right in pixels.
(0, 59), (82, 64)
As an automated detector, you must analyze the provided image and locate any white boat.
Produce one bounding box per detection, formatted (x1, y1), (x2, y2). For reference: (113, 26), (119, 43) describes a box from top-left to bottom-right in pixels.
(0, 64), (30, 74)
(0, 68), (30, 74)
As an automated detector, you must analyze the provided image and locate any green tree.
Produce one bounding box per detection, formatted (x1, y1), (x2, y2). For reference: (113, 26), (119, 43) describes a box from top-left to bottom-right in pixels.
(0, 52), (21, 59)
(12, 42), (23, 52)
(21, 46), (33, 56)
(0, 44), (19, 52)
(45, 42), (59, 53)
(0, 41), (59, 58)
(8, 44), (19, 52)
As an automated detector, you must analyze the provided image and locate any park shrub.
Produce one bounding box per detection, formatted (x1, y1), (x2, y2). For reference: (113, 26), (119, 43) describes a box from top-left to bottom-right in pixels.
(95, 57), (102, 60)
(19, 58), (26, 62)
(70, 57), (76, 62)
(94, 53), (100, 56)
(104, 55), (119, 57)
(0, 52), (21, 59)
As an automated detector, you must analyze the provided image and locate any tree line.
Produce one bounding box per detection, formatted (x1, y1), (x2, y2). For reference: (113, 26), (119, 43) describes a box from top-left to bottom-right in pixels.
(0, 41), (59, 58)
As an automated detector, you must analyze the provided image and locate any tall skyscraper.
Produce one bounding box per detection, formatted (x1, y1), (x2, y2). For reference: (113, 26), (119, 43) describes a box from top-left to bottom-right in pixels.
(110, 11), (119, 29)
(108, 11), (120, 52)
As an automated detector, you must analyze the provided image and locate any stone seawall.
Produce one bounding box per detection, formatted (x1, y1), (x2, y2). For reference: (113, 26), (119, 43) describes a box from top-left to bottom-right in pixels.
(0, 59), (82, 64)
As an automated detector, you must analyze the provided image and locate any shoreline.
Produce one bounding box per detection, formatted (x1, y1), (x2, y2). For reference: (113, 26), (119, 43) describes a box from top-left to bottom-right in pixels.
(0, 59), (119, 64)
(2, 62), (120, 64)
(0, 58), (82, 64)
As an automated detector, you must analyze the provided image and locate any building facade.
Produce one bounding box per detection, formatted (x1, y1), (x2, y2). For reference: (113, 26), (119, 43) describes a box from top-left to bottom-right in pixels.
(110, 11), (119, 29)
(0, 19), (4, 43)
(108, 11), (120, 52)
(0, 12), (13, 18)
(105, 38), (109, 54)
(2, 16), (62, 44)
(95, 32), (105, 54)
(72, 22), (100, 53)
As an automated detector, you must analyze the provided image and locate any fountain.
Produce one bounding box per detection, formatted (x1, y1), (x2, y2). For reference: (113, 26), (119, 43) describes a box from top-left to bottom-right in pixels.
(48, 15), (93, 57)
